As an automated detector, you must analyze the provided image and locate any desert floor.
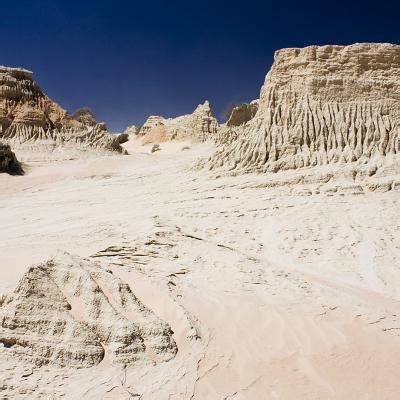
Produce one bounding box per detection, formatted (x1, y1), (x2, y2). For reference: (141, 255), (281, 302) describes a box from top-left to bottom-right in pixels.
(1, 139), (400, 399)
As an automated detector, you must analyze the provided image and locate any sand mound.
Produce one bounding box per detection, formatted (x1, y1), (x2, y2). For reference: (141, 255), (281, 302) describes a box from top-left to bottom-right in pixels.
(0, 253), (177, 368)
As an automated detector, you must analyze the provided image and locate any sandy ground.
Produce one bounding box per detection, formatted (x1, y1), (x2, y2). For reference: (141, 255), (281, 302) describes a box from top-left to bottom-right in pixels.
(1, 138), (400, 399)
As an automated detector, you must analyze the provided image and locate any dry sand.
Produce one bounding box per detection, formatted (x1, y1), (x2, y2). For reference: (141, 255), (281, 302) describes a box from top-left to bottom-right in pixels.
(1, 138), (400, 399)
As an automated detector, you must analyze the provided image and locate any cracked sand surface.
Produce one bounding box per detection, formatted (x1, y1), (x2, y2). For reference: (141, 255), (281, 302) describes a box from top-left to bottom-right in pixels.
(0, 140), (400, 399)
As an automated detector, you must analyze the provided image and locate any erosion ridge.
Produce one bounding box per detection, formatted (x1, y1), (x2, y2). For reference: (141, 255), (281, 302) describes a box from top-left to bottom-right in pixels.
(0, 253), (177, 368)
(207, 43), (400, 173)
(0, 66), (124, 160)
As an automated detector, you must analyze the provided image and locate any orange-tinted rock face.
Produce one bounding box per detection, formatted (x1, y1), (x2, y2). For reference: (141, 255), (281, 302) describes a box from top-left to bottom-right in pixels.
(0, 66), (124, 159)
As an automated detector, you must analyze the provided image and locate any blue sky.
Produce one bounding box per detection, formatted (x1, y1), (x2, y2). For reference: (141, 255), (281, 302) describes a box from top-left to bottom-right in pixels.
(1, 0), (399, 131)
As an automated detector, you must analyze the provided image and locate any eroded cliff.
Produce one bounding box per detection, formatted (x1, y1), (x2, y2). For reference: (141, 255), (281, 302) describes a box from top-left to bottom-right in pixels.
(207, 43), (400, 173)
(0, 66), (124, 160)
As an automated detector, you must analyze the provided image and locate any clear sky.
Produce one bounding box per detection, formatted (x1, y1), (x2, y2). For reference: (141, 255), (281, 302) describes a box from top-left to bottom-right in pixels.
(1, 0), (399, 131)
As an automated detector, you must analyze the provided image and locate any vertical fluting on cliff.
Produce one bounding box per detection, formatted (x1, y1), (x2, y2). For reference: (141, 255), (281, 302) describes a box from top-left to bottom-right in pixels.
(208, 43), (400, 172)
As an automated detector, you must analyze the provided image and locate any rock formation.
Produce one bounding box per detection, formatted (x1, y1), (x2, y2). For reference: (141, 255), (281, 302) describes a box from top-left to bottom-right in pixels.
(71, 107), (97, 127)
(0, 144), (23, 174)
(141, 117), (168, 144)
(0, 66), (124, 160)
(226, 100), (258, 127)
(0, 253), (177, 368)
(215, 100), (259, 145)
(138, 101), (219, 143)
(124, 125), (140, 136)
(116, 132), (130, 144)
(207, 43), (400, 172)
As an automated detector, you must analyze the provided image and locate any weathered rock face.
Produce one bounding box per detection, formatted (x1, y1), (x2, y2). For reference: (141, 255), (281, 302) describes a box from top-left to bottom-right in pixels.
(116, 132), (130, 144)
(0, 253), (177, 368)
(0, 144), (23, 175)
(215, 100), (259, 146)
(123, 124), (140, 136)
(71, 107), (97, 127)
(207, 43), (400, 172)
(139, 101), (219, 143)
(0, 66), (124, 160)
(0, 67), (38, 99)
(139, 116), (167, 144)
(226, 100), (258, 127)
(142, 122), (168, 144)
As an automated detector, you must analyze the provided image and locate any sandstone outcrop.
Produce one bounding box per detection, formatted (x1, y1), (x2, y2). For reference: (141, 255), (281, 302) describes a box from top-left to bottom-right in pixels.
(207, 43), (400, 172)
(0, 66), (124, 160)
(0, 253), (177, 368)
(139, 101), (219, 143)
(0, 144), (23, 174)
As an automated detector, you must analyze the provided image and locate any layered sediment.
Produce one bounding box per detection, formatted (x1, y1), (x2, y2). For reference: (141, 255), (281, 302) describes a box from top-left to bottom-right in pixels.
(0, 66), (124, 160)
(0, 253), (177, 368)
(207, 43), (400, 172)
